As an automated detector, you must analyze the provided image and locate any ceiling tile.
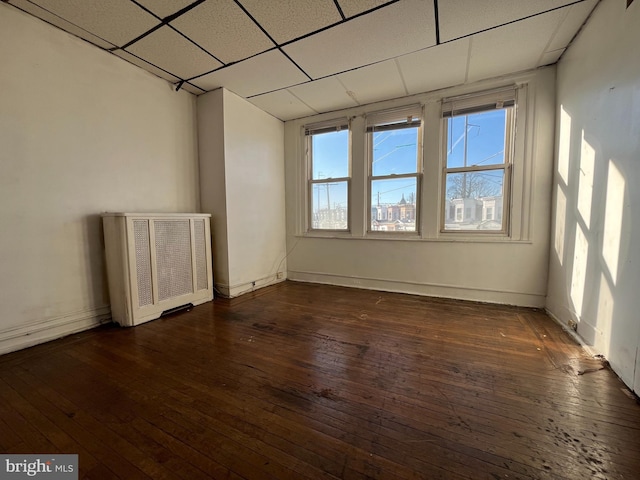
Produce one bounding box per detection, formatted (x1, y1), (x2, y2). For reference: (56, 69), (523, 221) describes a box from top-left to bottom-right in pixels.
(127, 26), (223, 80)
(337, 59), (406, 105)
(135, 0), (194, 19)
(191, 50), (308, 96)
(289, 77), (359, 113)
(467, 9), (565, 83)
(112, 50), (180, 83)
(28, 0), (159, 46)
(283, 0), (436, 79)
(241, 0), (341, 43)
(338, 0), (390, 18)
(538, 48), (565, 67)
(248, 90), (317, 121)
(547, 0), (598, 52)
(170, 0), (274, 64)
(8, 0), (116, 49)
(396, 39), (469, 95)
(438, 0), (578, 43)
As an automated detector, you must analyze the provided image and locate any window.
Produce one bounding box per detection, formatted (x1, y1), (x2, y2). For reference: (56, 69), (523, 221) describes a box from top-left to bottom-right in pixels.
(297, 83), (528, 241)
(367, 106), (422, 233)
(306, 119), (350, 231)
(441, 90), (515, 233)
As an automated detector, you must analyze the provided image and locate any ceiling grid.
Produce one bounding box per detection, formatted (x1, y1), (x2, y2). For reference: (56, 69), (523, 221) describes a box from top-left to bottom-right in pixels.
(7, 0), (600, 120)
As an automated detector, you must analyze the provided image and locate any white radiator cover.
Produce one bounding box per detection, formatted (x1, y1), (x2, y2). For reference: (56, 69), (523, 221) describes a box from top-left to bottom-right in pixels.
(102, 213), (213, 327)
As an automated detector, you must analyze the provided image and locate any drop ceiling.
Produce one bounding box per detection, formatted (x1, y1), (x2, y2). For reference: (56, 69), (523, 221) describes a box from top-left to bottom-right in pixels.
(8, 0), (599, 120)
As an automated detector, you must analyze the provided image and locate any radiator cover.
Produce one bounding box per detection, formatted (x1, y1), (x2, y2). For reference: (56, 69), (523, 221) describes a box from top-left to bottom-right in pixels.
(102, 213), (213, 327)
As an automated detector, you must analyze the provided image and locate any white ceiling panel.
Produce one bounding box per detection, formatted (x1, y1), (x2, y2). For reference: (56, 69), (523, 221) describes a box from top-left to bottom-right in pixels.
(338, 0), (390, 18)
(337, 59), (406, 105)
(283, 0), (436, 79)
(241, 0), (341, 43)
(538, 48), (565, 66)
(29, 0), (159, 46)
(396, 39), (470, 95)
(127, 26), (223, 80)
(11, 0), (597, 120)
(438, 0), (579, 43)
(113, 50), (180, 83)
(467, 9), (565, 84)
(248, 90), (317, 121)
(289, 77), (359, 113)
(170, 0), (274, 64)
(191, 50), (309, 96)
(546, 0), (598, 52)
(135, 0), (195, 19)
(8, 0), (116, 49)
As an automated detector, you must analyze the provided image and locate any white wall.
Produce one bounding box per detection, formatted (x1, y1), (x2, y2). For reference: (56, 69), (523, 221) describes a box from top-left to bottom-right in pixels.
(546, 0), (640, 393)
(284, 68), (556, 307)
(198, 89), (286, 297)
(0, 4), (200, 353)
(223, 91), (287, 294)
(197, 89), (230, 289)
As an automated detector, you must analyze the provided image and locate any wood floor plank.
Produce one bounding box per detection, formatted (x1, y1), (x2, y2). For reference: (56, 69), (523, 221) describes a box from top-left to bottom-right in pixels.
(0, 281), (638, 479)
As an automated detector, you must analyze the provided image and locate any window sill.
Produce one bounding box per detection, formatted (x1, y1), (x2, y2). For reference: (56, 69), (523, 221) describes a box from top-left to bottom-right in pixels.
(298, 231), (531, 244)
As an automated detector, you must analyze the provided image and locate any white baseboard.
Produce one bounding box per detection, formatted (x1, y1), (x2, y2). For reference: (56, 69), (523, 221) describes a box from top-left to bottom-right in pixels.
(0, 306), (112, 355)
(288, 270), (546, 307)
(544, 308), (594, 350)
(215, 275), (286, 298)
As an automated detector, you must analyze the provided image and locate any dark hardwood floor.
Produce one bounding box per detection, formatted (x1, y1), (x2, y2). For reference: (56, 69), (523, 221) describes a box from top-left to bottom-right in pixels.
(1, 281), (639, 479)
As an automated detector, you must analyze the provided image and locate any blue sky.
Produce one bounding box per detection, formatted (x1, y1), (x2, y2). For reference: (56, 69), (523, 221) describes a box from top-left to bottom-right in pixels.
(447, 109), (506, 168)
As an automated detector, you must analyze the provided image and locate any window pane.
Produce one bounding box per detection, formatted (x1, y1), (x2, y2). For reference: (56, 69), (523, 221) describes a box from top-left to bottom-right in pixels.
(371, 178), (417, 232)
(444, 170), (504, 231)
(372, 127), (419, 176)
(311, 181), (348, 230)
(312, 130), (349, 180)
(446, 109), (507, 168)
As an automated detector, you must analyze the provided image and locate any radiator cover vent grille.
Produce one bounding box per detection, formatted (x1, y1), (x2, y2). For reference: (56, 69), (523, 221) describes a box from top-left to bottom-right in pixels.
(133, 220), (153, 307)
(194, 219), (208, 291)
(154, 220), (193, 301)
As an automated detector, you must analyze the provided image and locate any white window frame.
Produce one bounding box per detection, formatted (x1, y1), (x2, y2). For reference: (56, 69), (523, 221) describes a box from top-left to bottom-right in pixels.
(305, 118), (351, 232)
(366, 105), (423, 235)
(440, 88), (517, 235)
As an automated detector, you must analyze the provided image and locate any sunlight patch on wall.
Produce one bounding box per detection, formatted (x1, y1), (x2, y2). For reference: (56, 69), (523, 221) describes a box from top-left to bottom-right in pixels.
(557, 106), (572, 185)
(554, 187), (567, 265)
(577, 130), (595, 229)
(595, 273), (614, 354)
(602, 160), (625, 284)
(570, 223), (589, 318)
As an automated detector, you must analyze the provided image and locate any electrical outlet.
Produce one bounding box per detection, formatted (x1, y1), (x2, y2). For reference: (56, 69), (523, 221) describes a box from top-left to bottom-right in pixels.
(276, 272), (284, 279)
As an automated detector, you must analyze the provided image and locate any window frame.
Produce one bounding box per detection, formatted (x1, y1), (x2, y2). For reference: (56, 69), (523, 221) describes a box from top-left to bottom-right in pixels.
(439, 91), (516, 235)
(305, 119), (351, 233)
(366, 105), (424, 235)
